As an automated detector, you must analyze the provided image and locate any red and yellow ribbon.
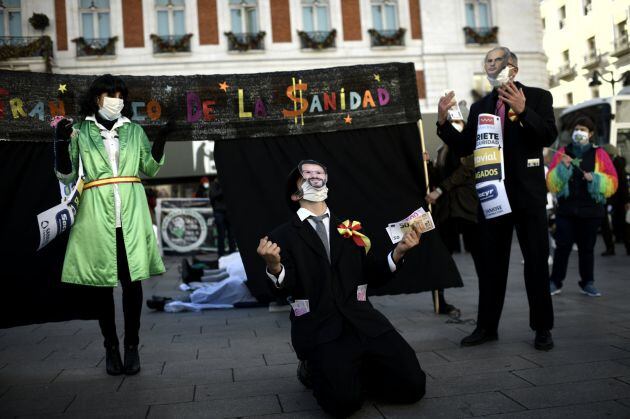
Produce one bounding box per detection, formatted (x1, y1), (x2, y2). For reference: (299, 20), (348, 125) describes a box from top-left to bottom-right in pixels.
(337, 220), (371, 254)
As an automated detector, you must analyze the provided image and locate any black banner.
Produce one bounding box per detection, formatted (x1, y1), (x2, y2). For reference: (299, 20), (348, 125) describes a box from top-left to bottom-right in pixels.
(0, 62), (420, 142)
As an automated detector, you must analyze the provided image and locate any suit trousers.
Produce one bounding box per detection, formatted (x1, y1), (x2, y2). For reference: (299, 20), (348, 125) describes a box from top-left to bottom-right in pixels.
(98, 228), (144, 348)
(308, 325), (426, 418)
(475, 209), (554, 332)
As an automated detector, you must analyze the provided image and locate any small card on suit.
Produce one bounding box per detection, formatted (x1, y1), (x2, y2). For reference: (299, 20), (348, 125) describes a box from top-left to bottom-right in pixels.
(357, 284), (367, 301)
(290, 299), (310, 316)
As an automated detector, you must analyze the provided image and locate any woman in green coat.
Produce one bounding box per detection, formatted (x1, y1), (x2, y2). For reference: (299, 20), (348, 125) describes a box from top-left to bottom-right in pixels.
(55, 75), (167, 376)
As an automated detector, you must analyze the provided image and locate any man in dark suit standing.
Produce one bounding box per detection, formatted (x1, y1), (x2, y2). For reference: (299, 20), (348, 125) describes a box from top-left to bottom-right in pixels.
(437, 47), (556, 351)
(257, 160), (426, 418)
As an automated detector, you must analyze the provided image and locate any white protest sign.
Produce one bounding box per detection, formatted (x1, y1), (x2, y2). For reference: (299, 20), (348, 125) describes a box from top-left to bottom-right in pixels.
(474, 113), (512, 219)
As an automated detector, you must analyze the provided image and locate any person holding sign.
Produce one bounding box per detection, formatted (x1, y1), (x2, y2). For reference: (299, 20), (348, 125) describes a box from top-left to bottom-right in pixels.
(436, 47), (557, 351)
(257, 160), (426, 418)
(547, 117), (618, 297)
(54, 75), (171, 375)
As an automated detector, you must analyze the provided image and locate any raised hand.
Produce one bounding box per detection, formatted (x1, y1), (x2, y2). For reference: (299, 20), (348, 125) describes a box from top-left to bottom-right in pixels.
(438, 91), (456, 125)
(257, 236), (282, 275)
(55, 118), (74, 141)
(498, 82), (526, 114)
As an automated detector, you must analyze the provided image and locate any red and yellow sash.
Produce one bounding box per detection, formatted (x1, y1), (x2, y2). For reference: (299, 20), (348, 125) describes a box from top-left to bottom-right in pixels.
(337, 220), (371, 254)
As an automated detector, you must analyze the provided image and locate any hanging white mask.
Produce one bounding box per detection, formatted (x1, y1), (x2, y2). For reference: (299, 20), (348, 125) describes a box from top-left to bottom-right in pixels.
(488, 66), (511, 88)
(299, 178), (328, 202)
(98, 96), (124, 121)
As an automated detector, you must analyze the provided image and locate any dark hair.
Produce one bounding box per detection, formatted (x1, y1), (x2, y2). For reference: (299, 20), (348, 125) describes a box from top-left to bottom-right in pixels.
(571, 116), (596, 134)
(79, 74), (133, 118)
(285, 160), (328, 210)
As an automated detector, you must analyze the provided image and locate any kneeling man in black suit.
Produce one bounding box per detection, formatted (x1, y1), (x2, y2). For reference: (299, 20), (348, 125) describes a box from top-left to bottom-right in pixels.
(257, 160), (426, 417)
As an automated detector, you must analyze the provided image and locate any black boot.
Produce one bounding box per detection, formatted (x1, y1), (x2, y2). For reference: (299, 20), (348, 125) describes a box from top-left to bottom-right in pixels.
(105, 345), (123, 376)
(123, 345), (141, 375)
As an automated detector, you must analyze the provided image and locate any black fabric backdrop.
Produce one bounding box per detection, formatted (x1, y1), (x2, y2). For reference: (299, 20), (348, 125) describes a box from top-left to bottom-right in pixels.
(215, 122), (463, 302)
(0, 141), (107, 328)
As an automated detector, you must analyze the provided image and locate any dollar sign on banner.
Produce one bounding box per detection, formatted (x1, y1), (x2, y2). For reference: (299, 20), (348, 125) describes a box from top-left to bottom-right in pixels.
(282, 77), (308, 125)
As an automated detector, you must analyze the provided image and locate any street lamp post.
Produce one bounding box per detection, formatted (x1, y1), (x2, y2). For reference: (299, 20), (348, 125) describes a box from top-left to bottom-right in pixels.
(588, 70), (630, 95)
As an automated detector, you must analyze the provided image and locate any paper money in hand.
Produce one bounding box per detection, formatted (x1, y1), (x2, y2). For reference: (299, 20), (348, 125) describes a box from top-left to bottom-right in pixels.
(385, 207), (435, 244)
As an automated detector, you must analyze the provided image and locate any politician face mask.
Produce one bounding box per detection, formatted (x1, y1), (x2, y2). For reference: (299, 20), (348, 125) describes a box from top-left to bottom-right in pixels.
(98, 96), (124, 121)
(296, 163), (328, 202)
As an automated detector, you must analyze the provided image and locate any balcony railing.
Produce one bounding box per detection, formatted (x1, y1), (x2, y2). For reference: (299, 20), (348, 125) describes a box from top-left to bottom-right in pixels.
(297, 30), (336, 50)
(611, 34), (630, 58)
(73, 36), (117, 57)
(463, 26), (498, 45)
(224, 32), (266, 52)
(150, 34), (192, 54)
(368, 28), (406, 47)
(0, 36), (53, 72)
(556, 63), (577, 80)
(583, 50), (601, 69)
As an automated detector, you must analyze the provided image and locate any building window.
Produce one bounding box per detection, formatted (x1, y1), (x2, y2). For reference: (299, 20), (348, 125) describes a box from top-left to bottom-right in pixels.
(583, 0), (592, 15)
(562, 49), (570, 64)
(617, 20), (627, 42)
(0, 0), (22, 38)
(371, 0), (399, 31)
(542, 18), (546, 30)
(591, 87), (599, 98)
(302, 0), (330, 32)
(465, 0), (491, 29)
(587, 36), (596, 57)
(226, 0), (264, 51)
(156, 0), (185, 37)
(79, 0), (111, 40)
(566, 92), (573, 105)
(229, 0), (259, 34)
(558, 6), (566, 30)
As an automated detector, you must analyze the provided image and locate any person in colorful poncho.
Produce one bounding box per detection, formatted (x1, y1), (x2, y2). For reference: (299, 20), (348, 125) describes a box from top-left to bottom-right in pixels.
(547, 116), (618, 297)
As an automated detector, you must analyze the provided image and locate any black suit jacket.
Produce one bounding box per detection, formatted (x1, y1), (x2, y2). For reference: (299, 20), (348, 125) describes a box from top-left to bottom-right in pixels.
(268, 213), (396, 359)
(437, 82), (557, 213)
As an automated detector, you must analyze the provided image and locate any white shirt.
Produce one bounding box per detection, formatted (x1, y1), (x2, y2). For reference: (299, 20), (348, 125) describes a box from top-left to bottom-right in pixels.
(86, 115), (130, 228)
(267, 207), (397, 286)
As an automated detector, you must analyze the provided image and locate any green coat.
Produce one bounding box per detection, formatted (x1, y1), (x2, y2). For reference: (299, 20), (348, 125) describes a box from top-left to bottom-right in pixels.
(56, 119), (165, 286)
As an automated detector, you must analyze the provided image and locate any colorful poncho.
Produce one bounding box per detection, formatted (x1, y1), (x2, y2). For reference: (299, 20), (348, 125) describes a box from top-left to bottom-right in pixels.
(546, 146), (618, 204)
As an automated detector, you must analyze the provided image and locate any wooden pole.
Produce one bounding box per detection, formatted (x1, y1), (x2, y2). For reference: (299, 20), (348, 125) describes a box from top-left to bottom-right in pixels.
(417, 119), (440, 315)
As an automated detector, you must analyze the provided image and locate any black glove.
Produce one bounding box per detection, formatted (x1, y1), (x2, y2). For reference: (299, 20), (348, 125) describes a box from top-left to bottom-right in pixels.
(55, 118), (74, 142)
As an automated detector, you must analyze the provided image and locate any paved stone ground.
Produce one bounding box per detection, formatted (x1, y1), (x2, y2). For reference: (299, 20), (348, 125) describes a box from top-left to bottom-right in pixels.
(1, 238), (629, 418)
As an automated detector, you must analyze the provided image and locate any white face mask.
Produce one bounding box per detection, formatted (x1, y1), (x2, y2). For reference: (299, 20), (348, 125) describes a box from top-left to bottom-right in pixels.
(487, 66), (511, 88)
(98, 96), (124, 121)
(572, 130), (590, 145)
(300, 178), (328, 202)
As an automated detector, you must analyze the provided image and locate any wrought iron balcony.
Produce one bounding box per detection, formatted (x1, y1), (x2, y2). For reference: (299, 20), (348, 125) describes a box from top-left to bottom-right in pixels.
(0, 36), (53, 72)
(224, 32), (266, 52)
(556, 63), (577, 80)
(368, 28), (406, 47)
(548, 74), (560, 88)
(463, 26), (499, 45)
(150, 34), (192, 54)
(583, 50), (601, 70)
(73, 37), (117, 57)
(297, 30), (336, 50)
(611, 34), (630, 58)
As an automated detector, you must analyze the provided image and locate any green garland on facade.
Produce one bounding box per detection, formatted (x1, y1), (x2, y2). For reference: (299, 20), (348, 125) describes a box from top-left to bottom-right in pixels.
(0, 36), (53, 72)
(224, 31), (266, 52)
(150, 33), (193, 53)
(463, 27), (499, 44)
(72, 36), (118, 56)
(297, 30), (337, 50)
(368, 28), (406, 46)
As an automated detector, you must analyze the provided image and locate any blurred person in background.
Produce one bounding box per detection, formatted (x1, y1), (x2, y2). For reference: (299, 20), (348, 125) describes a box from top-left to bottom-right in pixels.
(547, 117), (618, 297)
